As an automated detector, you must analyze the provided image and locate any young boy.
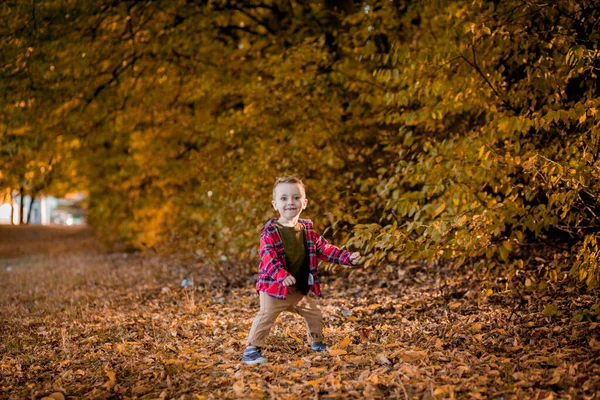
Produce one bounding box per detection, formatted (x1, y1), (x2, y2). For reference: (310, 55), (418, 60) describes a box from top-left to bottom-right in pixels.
(242, 176), (360, 365)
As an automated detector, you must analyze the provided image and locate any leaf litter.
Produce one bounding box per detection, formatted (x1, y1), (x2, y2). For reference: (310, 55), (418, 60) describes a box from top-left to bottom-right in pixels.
(0, 226), (598, 399)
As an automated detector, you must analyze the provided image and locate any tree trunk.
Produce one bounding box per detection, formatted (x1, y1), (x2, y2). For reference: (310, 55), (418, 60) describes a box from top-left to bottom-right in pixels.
(27, 193), (36, 224)
(9, 191), (14, 225)
(19, 186), (24, 225)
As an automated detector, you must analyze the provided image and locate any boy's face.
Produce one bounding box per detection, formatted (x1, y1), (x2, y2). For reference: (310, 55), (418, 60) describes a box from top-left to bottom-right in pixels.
(272, 183), (308, 222)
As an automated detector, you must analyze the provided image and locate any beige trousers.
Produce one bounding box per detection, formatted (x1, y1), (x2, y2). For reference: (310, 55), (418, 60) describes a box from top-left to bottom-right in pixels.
(247, 287), (324, 347)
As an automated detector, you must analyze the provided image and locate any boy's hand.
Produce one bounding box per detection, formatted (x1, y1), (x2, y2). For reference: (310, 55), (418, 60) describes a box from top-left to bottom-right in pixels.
(349, 252), (361, 266)
(282, 275), (296, 286)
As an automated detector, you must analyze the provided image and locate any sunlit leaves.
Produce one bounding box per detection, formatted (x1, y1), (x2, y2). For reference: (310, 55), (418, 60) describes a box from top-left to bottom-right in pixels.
(340, 0), (600, 287)
(1, 0), (599, 286)
(4, 226), (599, 398)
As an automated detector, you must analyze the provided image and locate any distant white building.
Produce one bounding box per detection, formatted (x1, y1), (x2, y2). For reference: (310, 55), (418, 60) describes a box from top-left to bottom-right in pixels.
(0, 195), (54, 225)
(0, 193), (84, 225)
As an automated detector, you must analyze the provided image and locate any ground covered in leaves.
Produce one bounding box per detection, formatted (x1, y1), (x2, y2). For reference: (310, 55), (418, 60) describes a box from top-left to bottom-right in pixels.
(1, 226), (599, 399)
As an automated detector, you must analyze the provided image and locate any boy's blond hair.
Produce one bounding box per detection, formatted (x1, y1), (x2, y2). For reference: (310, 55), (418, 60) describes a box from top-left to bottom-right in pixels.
(272, 176), (306, 199)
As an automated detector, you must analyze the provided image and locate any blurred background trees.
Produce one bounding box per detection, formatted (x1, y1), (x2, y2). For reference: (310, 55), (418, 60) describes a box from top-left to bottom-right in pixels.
(1, 0), (598, 287)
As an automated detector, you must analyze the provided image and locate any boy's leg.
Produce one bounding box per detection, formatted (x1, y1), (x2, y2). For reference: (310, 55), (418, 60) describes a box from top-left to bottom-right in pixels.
(292, 293), (324, 345)
(247, 291), (293, 347)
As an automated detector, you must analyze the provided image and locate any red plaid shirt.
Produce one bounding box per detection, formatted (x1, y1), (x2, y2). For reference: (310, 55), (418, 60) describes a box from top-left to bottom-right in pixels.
(256, 218), (353, 299)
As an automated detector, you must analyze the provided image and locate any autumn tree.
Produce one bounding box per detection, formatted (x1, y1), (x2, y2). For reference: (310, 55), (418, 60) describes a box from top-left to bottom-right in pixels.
(1, 0), (598, 287)
(346, 0), (600, 287)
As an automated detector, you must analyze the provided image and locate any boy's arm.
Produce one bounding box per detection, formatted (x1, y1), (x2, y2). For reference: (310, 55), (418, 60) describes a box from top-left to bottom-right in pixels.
(315, 234), (356, 266)
(259, 234), (292, 282)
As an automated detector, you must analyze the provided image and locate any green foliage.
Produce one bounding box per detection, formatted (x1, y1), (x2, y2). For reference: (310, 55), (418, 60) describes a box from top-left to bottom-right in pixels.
(345, 0), (600, 287)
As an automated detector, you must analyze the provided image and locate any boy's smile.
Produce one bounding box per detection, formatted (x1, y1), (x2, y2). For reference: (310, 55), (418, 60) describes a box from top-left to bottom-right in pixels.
(272, 182), (308, 226)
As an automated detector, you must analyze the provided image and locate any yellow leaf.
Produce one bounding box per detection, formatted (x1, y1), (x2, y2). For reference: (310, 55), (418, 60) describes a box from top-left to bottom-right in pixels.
(289, 334), (303, 343)
(304, 377), (325, 387)
(344, 355), (369, 365)
(232, 380), (245, 396)
(338, 337), (351, 349)
(470, 323), (483, 333)
(41, 393), (65, 400)
(432, 202), (446, 217)
(103, 370), (116, 389)
(449, 301), (462, 310)
(328, 349), (347, 356)
(434, 385), (455, 395)
(132, 385), (150, 395)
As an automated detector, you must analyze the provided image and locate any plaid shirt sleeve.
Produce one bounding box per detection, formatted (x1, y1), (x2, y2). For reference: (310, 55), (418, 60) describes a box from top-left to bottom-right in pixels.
(256, 224), (292, 299)
(258, 233), (291, 281)
(314, 233), (352, 266)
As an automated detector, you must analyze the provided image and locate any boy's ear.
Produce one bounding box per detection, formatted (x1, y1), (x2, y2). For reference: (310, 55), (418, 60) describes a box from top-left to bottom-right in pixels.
(302, 198), (308, 209)
(272, 200), (277, 210)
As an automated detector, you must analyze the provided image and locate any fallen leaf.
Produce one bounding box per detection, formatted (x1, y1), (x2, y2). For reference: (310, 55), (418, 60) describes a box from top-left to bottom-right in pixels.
(344, 355), (369, 365)
(103, 370), (116, 389)
(232, 379), (245, 397)
(304, 378), (325, 387)
(338, 337), (351, 349)
(434, 385), (455, 396)
(289, 334), (303, 343)
(449, 301), (462, 310)
(548, 368), (564, 385)
(132, 385), (151, 394)
(589, 338), (600, 351)
(40, 393), (65, 400)
(328, 349), (347, 356)
(401, 350), (427, 362)
(376, 353), (391, 365)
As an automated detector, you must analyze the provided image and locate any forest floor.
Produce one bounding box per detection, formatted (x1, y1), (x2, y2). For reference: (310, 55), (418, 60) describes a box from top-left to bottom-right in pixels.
(0, 225), (599, 400)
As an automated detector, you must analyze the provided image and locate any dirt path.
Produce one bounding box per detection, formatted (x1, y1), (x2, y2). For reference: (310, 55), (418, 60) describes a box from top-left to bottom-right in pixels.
(1, 226), (598, 399)
(0, 225), (101, 258)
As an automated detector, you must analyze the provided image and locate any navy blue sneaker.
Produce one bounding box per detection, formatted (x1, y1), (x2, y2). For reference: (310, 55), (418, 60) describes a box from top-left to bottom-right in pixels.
(241, 347), (267, 365)
(311, 342), (328, 352)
